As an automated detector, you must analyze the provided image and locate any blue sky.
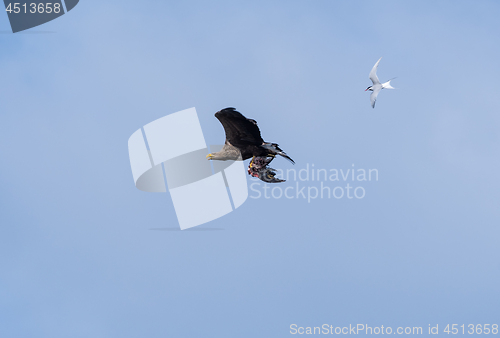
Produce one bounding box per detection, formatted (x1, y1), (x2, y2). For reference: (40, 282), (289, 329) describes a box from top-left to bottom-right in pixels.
(1, 1), (499, 337)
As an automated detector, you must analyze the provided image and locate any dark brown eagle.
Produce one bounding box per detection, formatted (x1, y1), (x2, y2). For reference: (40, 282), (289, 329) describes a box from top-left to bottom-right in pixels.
(206, 107), (294, 183)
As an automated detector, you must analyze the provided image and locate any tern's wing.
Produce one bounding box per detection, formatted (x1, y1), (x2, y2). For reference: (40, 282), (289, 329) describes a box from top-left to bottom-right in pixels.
(369, 57), (382, 85)
(370, 86), (381, 108)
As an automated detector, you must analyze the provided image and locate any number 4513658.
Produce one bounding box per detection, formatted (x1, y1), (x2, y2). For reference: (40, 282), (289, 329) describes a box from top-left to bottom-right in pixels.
(5, 3), (62, 14)
(444, 324), (499, 334)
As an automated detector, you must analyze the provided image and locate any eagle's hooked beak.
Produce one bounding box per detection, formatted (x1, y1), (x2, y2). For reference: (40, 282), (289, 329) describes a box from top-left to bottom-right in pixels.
(206, 153), (213, 160)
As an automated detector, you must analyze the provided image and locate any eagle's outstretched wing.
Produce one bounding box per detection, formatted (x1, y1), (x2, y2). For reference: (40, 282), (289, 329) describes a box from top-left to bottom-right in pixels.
(215, 107), (264, 148)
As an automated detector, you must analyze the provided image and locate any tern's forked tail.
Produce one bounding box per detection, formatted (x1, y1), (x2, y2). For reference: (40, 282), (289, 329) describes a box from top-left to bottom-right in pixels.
(382, 79), (395, 89)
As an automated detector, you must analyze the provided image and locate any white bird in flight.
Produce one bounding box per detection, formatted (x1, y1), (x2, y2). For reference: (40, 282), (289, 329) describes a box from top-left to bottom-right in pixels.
(365, 57), (394, 108)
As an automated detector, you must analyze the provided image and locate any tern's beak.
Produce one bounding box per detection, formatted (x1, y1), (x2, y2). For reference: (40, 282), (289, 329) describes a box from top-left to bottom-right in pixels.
(206, 153), (213, 160)
(365, 88), (369, 91)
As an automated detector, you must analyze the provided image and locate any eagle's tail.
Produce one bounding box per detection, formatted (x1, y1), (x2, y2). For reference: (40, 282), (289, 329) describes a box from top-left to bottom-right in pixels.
(262, 142), (295, 164)
(277, 152), (295, 164)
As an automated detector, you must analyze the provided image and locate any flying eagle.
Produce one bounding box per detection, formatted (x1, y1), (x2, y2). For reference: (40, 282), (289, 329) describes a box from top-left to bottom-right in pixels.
(206, 107), (294, 183)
